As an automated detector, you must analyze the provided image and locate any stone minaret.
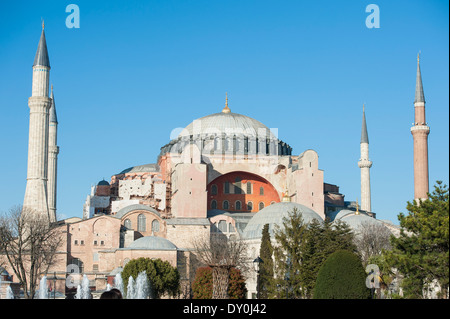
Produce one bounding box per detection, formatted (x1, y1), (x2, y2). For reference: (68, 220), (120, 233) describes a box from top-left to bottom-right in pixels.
(358, 104), (372, 212)
(23, 22), (51, 220)
(411, 53), (430, 202)
(47, 85), (59, 222)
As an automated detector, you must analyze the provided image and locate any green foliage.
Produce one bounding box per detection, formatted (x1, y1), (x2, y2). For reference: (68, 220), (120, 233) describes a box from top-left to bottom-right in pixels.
(272, 208), (309, 298)
(270, 209), (356, 298)
(313, 250), (371, 299)
(192, 267), (247, 299)
(300, 218), (357, 298)
(385, 181), (449, 298)
(122, 257), (180, 299)
(258, 224), (274, 298)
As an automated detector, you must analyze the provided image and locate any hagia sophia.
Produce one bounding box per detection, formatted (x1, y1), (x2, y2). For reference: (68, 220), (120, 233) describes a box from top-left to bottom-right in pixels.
(1, 23), (431, 299)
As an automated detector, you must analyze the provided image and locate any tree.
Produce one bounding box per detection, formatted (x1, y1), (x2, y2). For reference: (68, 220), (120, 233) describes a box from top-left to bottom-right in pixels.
(313, 250), (371, 299)
(385, 181), (449, 298)
(122, 257), (180, 299)
(0, 205), (63, 299)
(354, 221), (392, 266)
(258, 223), (274, 298)
(192, 266), (247, 299)
(193, 234), (247, 299)
(272, 208), (309, 298)
(299, 218), (356, 298)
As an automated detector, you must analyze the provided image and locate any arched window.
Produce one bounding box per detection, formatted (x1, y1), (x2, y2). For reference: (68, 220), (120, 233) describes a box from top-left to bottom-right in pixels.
(247, 201), (253, 211)
(124, 219), (132, 230)
(260, 186), (264, 195)
(152, 219), (160, 232)
(211, 200), (217, 209)
(229, 223), (235, 233)
(137, 214), (146, 232)
(235, 200), (241, 211)
(259, 202), (265, 211)
(246, 182), (252, 194)
(211, 184), (218, 195)
(223, 200), (229, 210)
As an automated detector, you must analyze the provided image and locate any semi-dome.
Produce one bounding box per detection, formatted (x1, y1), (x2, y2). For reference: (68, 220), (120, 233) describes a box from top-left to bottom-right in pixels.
(125, 236), (177, 251)
(243, 202), (323, 240)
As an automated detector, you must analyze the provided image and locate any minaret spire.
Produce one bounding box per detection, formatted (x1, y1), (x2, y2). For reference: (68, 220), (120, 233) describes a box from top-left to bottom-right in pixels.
(358, 104), (372, 212)
(415, 53), (425, 103)
(361, 104), (369, 144)
(411, 52), (430, 202)
(33, 22), (50, 69)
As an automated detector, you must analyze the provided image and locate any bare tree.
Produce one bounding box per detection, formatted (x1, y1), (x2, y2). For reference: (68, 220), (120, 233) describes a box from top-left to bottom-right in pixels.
(354, 221), (392, 266)
(193, 234), (247, 299)
(0, 205), (63, 299)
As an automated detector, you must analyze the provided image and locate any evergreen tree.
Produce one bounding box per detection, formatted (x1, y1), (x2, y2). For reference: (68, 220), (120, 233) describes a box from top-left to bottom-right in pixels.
(273, 208), (309, 298)
(258, 223), (274, 298)
(385, 181), (449, 298)
(300, 218), (356, 298)
(313, 250), (371, 299)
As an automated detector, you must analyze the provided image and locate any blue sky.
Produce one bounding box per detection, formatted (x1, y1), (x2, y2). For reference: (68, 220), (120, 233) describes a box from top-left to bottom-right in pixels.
(0, 0), (448, 223)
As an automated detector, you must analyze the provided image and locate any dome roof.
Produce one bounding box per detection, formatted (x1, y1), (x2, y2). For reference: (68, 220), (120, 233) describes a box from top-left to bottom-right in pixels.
(243, 202), (323, 239)
(119, 163), (159, 175)
(125, 236), (177, 251)
(97, 179), (110, 186)
(180, 111), (276, 139)
(335, 211), (386, 232)
(333, 209), (356, 220)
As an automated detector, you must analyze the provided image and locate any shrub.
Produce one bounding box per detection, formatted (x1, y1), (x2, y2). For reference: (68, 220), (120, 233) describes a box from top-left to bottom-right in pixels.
(122, 257), (180, 298)
(313, 250), (370, 299)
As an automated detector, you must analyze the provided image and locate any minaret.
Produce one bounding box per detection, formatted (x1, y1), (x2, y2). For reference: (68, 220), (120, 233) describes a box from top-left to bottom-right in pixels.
(23, 22), (51, 220)
(47, 85), (59, 222)
(411, 53), (430, 202)
(358, 104), (372, 212)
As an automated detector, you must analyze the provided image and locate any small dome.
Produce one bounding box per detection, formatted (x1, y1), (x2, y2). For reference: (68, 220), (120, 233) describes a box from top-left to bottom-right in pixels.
(126, 236), (177, 251)
(336, 211), (387, 232)
(97, 179), (110, 186)
(333, 209), (356, 220)
(243, 202), (323, 239)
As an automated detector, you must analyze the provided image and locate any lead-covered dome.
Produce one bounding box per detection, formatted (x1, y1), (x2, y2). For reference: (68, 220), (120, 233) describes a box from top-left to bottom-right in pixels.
(124, 236), (177, 251)
(159, 103), (292, 157)
(243, 202), (323, 239)
(181, 111), (276, 139)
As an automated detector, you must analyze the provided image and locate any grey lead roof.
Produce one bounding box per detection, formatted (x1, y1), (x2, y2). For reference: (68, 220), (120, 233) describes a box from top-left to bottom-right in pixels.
(415, 57), (425, 103)
(361, 108), (369, 144)
(33, 29), (50, 68)
(50, 88), (57, 123)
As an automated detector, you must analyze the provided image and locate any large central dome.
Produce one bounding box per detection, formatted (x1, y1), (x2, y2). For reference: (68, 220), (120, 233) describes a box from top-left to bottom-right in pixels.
(180, 111), (275, 139)
(159, 99), (292, 157)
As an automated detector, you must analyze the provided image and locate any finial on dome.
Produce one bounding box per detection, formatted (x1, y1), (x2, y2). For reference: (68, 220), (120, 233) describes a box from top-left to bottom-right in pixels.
(282, 189), (291, 202)
(222, 92), (231, 113)
(355, 199), (360, 214)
